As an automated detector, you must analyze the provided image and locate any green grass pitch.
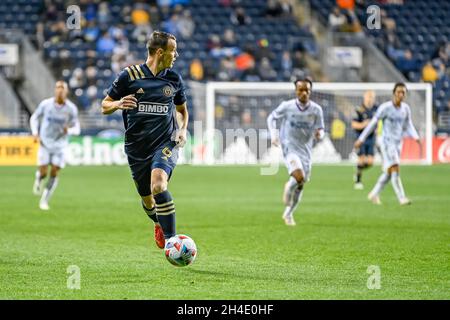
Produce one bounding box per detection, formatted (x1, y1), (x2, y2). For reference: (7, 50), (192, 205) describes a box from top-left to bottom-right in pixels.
(0, 164), (449, 299)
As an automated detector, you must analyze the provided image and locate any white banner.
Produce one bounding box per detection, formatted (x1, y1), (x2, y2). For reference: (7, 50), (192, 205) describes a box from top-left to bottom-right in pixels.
(328, 47), (362, 67)
(0, 44), (19, 66)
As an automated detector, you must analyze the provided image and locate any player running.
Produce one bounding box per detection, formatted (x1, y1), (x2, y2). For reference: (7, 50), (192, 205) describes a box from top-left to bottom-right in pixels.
(351, 90), (377, 190)
(354, 83), (421, 205)
(101, 31), (188, 249)
(30, 80), (80, 210)
(267, 79), (325, 226)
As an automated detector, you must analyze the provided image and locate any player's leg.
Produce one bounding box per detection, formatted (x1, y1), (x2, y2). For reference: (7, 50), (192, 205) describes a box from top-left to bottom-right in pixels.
(354, 153), (366, 190)
(33, 147), (50, 195)
(151, 142), (179, 239)
(39, 164), (61, 210)
(128, 158), (165, 249)
(151, 168), (176, 239)
(389, 164), (410, 205)
(33, 165), (48, 195)
(282, 153), (307, 226)
(141, 194), (165, 249)
(368, 143), (392, 204)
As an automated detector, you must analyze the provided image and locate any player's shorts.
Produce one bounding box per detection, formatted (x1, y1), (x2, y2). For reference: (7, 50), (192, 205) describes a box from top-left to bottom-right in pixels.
(283, 152), (311, 182)
(127, 140), (179, 197)
(380, 142), (401, 172)
(357, 138), (376, 156)
(37, 145), (66, 168)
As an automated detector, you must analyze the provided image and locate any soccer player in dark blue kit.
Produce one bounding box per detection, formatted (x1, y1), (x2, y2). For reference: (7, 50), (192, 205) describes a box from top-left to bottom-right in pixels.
(351, 90), (377, 190)
(101, 31), (189, 249)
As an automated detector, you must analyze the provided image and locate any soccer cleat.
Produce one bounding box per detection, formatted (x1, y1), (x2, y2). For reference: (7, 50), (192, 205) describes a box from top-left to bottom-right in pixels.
(399, 197), (412, 205)
(368, 193), (381, 205)
(39, 201), (49, 211)
(154, 224), (165, 249)
(283, 214), (296, 226)
(354, 182), (364, 190)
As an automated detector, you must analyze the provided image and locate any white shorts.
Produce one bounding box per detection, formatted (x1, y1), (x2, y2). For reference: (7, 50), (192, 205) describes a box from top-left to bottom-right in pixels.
(283, 152), (311, 181)
(37, 146), (66, 168)
(380, 142), (401, 172)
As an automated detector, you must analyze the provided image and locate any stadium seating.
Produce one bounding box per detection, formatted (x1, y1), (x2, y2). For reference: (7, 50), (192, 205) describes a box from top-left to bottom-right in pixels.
(0, 0), (317, 127)
(309, 0), (450, 132)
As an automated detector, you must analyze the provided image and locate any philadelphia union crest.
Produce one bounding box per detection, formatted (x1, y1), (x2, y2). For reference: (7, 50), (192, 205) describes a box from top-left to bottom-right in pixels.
(163, 85), (173, 97)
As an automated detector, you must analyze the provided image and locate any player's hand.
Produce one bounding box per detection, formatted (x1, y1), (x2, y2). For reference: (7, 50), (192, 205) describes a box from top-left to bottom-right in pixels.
(33, 135), (39, 143)
(63, 127), (68, 135)
(175, 128), (187, 147)
(118, 95), (137, 110)
(354, 140), (363, 149)
(271, 137), (280, 147)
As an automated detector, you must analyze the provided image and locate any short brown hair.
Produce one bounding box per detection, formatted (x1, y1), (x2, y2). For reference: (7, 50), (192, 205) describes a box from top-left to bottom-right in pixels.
(146, 31), (176, 56)
(393, 82), (407, 93)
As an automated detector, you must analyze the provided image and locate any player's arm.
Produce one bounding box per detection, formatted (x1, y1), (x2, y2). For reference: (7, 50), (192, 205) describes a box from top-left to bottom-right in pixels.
(355, 117), (378, 148)
(355, 105), (385, 148)
(30, 101), (45, 143)
(314, 106), (325, 140)
(351, 109), (369, 130)
(404, 106), (420, 142)
(101, 94), (137, 115)
(351, 119), (369, 130)
(267, 102), (286, 146)
(174, 74), (189, 147)
(175, 102), (189, 147)
(66, 107), (81, 136)
(101, 69), (136, 115)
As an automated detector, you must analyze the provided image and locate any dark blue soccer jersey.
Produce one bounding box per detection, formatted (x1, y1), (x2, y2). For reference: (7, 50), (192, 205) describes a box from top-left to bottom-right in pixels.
(107, 63), (186, 161)
(353, 104), (378, 140)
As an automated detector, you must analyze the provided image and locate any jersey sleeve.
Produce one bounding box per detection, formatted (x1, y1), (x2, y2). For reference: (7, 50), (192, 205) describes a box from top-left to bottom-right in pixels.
(270, 101), (288, 120)
(174, 74), (187, 105)
(106, 69), (130, 100)
(404, 105), (419, 140)
(67, 105), (81, 136)
(358, 104), (386, 142)
(314, 106), (325, 130)
(29, 100), (46, 136)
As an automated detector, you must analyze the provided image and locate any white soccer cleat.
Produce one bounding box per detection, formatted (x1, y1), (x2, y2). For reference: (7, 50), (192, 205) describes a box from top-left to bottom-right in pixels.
(368, 193), (381, 205)
(399, 197), (412, 205)
(282, 211), (296, 226)
(354, 182), (364, 190)
(39, 201), (50, 211)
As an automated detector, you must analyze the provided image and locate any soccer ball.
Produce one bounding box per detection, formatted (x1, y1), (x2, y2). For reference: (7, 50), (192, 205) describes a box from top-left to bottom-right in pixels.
(164, 234), (197, 267)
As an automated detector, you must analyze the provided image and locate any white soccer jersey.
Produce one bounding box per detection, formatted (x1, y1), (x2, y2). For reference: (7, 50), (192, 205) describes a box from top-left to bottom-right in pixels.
(358, 100), (419, 146)
(268, 98), (324, 161)
(30, 98), (80, 152)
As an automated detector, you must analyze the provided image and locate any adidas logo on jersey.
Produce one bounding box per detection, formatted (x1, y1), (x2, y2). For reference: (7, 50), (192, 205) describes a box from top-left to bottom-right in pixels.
(136, 88), (144, 94)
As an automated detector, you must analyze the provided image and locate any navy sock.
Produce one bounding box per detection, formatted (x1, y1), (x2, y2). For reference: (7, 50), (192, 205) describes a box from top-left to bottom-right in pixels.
(142, 201), (158, 223)
(154, 191), (176, 239)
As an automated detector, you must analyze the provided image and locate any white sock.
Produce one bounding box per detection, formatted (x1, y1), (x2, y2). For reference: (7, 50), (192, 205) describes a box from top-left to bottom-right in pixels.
(370, 172), (390, 196)
(284, 184), (304, 217)
(34, 171), (44, 185)
(391, 172), (406, 201)
(284, 177), (298, 204)
(41, 177), (58, 203)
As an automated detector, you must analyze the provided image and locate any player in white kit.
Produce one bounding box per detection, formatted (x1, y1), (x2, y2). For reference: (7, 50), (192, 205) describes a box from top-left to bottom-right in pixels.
(267, 79), (325, 226)
(30, 81), (80, 210)
(355, 83), (421, 205)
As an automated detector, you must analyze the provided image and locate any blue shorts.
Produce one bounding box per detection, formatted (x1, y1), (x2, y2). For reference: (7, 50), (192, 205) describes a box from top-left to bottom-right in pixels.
(127, 140), (179, 197)
(357, 138), (375, 156)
